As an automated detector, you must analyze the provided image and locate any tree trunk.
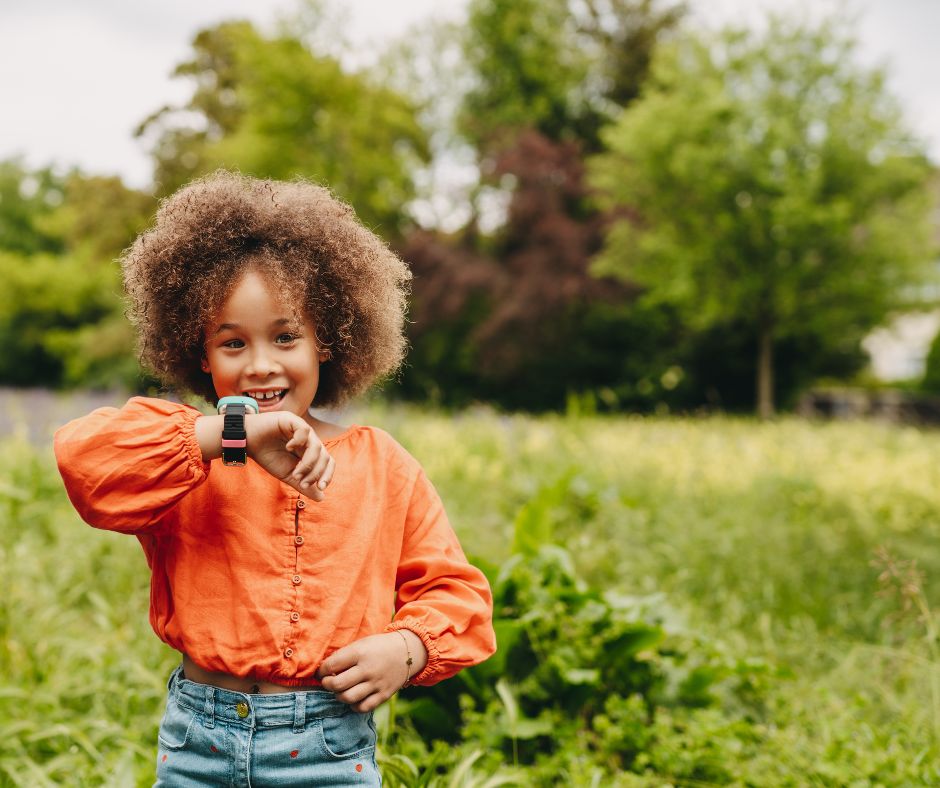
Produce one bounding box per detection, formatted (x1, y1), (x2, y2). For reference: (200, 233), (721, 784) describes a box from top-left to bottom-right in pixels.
(756, 323), (774, 419)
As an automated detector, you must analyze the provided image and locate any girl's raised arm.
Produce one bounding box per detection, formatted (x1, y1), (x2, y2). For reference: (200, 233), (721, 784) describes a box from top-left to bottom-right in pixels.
(54, 397), (210, 534)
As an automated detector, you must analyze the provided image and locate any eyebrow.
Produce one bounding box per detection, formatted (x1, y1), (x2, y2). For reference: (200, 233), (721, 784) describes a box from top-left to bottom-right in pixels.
(213, 318), (294, 336)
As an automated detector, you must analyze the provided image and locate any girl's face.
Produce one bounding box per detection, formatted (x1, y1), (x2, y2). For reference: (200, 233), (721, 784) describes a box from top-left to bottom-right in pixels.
(202, 269), (327, 422)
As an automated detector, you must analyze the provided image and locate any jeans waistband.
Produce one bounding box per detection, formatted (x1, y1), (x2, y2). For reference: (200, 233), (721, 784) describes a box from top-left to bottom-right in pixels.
(168, 665), (349, 730)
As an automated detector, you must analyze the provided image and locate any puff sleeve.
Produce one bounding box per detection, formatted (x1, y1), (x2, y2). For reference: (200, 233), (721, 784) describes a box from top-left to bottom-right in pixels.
(385, 467), (496, 685)
(54, 396), (209, 534)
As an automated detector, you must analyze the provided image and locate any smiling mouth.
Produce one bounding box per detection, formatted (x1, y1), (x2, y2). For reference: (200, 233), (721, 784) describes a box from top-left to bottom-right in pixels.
(244, 389), (287, 405)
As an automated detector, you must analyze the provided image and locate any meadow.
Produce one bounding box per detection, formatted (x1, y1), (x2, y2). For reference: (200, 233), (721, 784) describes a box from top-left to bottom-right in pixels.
(2, 403), (939, 786)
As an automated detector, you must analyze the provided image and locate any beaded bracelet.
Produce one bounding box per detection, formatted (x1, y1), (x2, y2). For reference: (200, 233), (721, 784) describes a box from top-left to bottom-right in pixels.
(395, 629), (414, 689)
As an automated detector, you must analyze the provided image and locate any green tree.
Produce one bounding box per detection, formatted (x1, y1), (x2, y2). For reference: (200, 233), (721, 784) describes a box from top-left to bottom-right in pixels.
(459, 0), (684, 152)
(137, 19), (429, 236)
(0, 169), (154, 388)
(591, 18), (937, 417)
(0, 159), (65, 256)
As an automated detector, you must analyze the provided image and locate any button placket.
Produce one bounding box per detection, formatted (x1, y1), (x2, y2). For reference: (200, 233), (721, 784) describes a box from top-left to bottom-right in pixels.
(284, 496), (306, 662)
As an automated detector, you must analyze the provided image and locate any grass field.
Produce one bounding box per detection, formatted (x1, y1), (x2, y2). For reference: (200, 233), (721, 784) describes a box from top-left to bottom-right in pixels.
(2, 403), (939, 785)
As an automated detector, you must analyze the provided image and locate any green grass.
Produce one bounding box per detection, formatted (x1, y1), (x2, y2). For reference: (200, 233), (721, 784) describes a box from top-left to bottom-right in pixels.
(2, 405), (940, 784)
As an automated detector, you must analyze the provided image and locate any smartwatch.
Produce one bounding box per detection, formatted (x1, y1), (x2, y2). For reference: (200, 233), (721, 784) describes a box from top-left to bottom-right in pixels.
(216, 396), (259, 466)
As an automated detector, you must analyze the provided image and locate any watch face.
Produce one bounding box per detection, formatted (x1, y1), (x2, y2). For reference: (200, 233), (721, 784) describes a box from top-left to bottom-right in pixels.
(217, 395), (259, 415)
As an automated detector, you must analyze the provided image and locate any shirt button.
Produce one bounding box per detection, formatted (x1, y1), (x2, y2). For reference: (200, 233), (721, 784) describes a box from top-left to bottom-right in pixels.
(291, 575), (302, 585)
(294, 535), (304, 546)
(284, 647), (294, 658)
(296, 500), (306, 509)
(290, 612), (300, 622)
(236, 702), (249, 718)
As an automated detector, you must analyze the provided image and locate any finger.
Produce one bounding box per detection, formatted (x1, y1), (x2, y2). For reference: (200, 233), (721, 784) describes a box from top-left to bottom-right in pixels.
(350, 691), (386, 714)
(334, 682), (374, 707)
(300, 451), (331, 491)
(292, 441), (326, 483)
(316, 456), (336, 491)
(320, 665), (365, 694)
(284, 424), (310, 455)
(316, 646), (358, 680)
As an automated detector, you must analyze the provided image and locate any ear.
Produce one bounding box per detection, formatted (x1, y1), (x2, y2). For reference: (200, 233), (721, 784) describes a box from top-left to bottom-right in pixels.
(200, 357), (211, 373)
(318, 350), (331, 363)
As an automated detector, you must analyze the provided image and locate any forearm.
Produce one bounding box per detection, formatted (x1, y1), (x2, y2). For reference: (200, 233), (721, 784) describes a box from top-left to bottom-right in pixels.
(194, 415), (224, 462)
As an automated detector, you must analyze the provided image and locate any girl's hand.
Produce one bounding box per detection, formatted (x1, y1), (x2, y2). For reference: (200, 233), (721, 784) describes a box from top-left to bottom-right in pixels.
(245, 412), (335, 499)
(316, 631), (428, 712)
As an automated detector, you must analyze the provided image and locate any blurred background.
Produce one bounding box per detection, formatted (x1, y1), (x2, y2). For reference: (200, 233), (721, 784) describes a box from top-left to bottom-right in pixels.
(1, 0), (938, 420)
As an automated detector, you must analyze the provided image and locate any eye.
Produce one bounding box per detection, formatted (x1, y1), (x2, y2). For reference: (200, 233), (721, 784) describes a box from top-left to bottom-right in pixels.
(275, 333), (299, 344)
(222, 338), (244, 349)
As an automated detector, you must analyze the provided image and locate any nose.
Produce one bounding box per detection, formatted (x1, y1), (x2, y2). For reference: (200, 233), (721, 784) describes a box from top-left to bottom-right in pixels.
(246, 347), (279, 378)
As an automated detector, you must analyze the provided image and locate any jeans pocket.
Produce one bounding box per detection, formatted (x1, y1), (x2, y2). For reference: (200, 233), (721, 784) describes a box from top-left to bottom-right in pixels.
(157, 698), (197, 751)
(317, 710), (376, 759)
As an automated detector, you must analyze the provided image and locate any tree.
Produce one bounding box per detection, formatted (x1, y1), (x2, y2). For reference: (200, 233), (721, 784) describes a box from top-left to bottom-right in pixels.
(137, 20), (429, 236)
(0, 159), (65, 257)
(0, 167), (154, 388)
(389, 0), (688, 410)
(591, 18), (937, 417)
(459, 0), (685, 153)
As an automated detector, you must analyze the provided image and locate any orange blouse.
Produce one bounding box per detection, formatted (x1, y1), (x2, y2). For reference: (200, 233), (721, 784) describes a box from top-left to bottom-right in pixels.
(54, 397), (495, 687)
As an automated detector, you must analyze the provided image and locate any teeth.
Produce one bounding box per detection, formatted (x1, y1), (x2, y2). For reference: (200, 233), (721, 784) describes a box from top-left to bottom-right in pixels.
(246, 390), (285, 401)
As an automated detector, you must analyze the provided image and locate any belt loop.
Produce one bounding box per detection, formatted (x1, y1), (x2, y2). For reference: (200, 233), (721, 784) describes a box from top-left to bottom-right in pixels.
(203, 686), (216, 729)
(293, 692), (306, 734)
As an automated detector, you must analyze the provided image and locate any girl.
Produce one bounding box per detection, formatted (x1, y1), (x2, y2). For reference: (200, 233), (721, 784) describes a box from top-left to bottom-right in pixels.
(54, 171), (496, 786)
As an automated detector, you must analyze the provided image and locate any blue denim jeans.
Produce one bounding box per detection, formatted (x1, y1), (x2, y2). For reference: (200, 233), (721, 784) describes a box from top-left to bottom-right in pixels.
(154, 665), (380, 787)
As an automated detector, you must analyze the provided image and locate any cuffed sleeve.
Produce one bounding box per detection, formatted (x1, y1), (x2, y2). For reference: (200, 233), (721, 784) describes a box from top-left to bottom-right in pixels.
(54, 396), (210, 534)
(385, 467), (496, 685)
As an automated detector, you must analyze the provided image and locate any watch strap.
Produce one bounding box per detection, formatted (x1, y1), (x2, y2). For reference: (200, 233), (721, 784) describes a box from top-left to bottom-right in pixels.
(217, 397), (258, 466)
(221, 402), (247, 465)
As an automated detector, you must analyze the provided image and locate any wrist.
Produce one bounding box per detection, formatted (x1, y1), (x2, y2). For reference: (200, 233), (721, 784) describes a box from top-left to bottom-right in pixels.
(394, 629), (428, 687)
(195, 415), (225, 463)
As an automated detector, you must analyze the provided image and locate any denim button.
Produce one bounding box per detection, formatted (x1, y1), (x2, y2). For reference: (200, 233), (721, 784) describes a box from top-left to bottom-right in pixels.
(236, 702), (249, 718)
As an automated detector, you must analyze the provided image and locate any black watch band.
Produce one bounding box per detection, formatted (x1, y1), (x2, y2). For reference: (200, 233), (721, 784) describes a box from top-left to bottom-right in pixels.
(221, 402), (248, 466)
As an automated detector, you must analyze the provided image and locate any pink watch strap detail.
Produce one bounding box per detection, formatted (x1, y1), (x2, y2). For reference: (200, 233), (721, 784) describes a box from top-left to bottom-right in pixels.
(221, 439), (247, 448)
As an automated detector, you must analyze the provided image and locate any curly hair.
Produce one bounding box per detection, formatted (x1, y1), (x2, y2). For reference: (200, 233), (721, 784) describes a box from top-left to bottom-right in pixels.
(122, 171), (411, 407)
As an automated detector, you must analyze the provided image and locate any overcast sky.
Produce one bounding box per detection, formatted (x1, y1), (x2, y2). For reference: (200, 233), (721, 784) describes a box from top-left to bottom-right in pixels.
(1, 0), (937, 189)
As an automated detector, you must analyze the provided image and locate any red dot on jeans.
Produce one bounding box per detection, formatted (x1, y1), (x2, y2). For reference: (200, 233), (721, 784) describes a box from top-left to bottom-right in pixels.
(356, 763), (363, 773)
(161, 755), (167, 762)
(210, 746), (218, 753)
(290, 750), (299, 758)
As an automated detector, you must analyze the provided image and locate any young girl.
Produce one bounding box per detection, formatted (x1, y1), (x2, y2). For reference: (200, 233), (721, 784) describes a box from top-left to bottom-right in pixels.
(54, 171), (496, 786)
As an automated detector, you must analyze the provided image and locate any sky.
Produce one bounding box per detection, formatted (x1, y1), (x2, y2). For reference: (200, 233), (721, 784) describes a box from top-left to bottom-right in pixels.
(0, 0), (938, 190)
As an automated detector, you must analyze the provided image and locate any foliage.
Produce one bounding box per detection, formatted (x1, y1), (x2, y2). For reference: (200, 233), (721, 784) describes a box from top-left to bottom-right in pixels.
(398, 130), (657, 411)
(591, 17), (938, 416)
(459, 0), (685, 151)
(0, 160), (65, 257)
(0, 165), (154, 389)
(137, 19), (429, 236)
(5, 402), (940, 784)
(921, 325), (940, 395)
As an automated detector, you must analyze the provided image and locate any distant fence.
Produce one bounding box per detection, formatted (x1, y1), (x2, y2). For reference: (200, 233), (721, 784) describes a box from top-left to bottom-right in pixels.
(0, 388), (128, 445)
(798, 388), (940, 425)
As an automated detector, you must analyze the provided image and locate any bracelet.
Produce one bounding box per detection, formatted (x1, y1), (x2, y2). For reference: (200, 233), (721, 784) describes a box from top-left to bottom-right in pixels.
(395, 629), (414, 689)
